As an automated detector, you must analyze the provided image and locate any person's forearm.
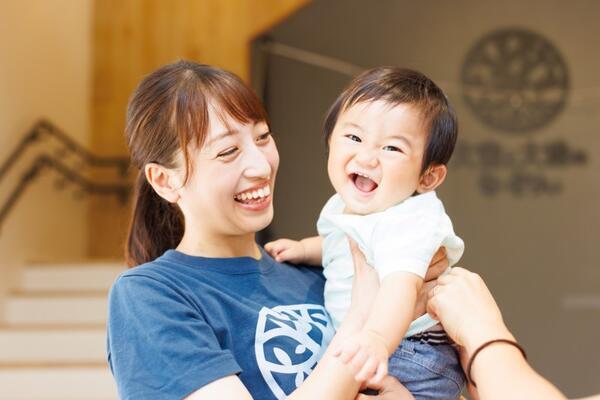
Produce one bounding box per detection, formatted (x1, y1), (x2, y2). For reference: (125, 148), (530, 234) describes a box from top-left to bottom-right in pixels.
(470, 340), (566, 400)
(300, 236), (323, 266)
(364, 272), (422, 353)
(427, 268), (573, 400)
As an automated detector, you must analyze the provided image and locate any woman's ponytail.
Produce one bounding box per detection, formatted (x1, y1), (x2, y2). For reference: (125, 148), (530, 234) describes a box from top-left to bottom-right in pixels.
(125, 172), (183, 267)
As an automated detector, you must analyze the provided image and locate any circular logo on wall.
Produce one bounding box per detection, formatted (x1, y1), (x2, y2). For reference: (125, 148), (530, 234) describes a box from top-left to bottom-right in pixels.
(461, 28), (569, 134)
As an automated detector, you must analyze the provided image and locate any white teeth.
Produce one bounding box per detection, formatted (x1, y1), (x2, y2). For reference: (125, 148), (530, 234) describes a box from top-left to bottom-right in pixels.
(234, 186), (271, 201)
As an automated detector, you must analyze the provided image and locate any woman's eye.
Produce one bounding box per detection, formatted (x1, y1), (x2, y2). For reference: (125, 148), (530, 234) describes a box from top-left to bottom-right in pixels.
(345, 134), (361, 143)
(383, 145), (402, 153)
(217, 147), (238, 158)
(257, 132), (272, 142)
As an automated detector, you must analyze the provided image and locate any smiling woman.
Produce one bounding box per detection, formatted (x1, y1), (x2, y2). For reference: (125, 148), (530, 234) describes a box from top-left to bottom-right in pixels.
(107, 60), (394, 400)
(124, 62), (271, 265)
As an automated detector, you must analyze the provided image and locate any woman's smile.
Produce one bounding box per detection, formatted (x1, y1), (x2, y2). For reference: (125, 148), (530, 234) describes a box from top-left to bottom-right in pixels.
(234, 182), (272, 211)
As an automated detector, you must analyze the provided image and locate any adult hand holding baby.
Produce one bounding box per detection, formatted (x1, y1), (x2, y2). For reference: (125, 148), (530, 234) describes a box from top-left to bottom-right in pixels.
(346, 238), (448, 331)
(426, 268), (572, 400)
(426, 267), (512, 352)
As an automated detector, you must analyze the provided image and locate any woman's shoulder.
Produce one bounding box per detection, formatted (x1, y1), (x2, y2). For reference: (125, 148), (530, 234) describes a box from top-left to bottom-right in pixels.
(109, 251), (197, 301)
(116, 256), (174, 285)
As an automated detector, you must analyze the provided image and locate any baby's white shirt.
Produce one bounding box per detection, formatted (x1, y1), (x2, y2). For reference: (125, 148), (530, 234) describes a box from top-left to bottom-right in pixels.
(317, 191), (464, 335)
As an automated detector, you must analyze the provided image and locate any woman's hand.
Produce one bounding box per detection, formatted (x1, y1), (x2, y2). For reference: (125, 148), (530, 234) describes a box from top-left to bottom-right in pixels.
(413, 247), (448, 319)
(427, 267), (511, 400)
(346, 242), (449, 325)
(354, 376), (415, 400)
(426, 267), (513, 352)
(347, 238), (381, 325)
(424, 247), (449, 282)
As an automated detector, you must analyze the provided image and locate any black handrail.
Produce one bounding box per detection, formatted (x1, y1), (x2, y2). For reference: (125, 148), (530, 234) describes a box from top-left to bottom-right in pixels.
(0, 119), (130, 183)
(0, 155), (131, 230)
(0, 120), (132, 231)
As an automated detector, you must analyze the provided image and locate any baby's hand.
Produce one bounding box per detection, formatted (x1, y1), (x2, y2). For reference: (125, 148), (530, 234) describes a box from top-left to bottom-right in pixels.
(264, 239), (306, 264)
(332, 329), (389, 386)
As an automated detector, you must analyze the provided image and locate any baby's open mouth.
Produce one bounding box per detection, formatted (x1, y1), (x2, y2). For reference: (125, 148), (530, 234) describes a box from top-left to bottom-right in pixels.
(351, 173), (378, 193)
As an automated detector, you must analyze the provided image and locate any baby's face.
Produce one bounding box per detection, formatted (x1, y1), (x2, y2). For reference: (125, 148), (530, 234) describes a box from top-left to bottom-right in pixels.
(327, 100), (427, 215)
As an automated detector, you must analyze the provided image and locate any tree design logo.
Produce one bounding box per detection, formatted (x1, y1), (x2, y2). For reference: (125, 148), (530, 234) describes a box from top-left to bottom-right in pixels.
(461, 28), (569, 134)
(254, 304), (334, 399)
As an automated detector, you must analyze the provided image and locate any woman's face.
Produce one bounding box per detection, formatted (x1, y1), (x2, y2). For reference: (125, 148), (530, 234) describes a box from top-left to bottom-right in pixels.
(177, 107), (279, 240)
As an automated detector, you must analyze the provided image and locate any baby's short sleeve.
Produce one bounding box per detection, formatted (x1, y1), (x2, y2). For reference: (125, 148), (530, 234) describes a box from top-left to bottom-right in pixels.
(107, 274), (241, 400)
(371, 194), (464, 280)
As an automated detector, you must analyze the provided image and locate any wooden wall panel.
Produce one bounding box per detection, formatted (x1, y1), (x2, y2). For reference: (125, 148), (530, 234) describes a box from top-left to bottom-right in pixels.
(90, 0), (309, 258)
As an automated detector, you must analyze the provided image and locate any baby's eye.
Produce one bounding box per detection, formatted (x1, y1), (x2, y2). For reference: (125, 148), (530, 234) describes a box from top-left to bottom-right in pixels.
(217, 147), (238, 158)
(383, 145), (403, 153)
(345, 134), (361, 143)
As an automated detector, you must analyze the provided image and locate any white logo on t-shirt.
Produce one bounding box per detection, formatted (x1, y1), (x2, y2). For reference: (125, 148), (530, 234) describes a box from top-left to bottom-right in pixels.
(255, 304), (334, 399)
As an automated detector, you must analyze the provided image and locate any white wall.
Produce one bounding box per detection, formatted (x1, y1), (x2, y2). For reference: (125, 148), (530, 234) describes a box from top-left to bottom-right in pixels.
(0, 0), (92, 281)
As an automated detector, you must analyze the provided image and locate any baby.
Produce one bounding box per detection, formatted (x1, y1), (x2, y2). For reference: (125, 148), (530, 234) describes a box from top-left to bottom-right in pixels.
(266, 67), (465, 399)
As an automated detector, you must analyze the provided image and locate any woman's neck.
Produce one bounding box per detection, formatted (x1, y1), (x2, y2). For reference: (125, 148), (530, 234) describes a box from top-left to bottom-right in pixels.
(176, 230), (261, 259)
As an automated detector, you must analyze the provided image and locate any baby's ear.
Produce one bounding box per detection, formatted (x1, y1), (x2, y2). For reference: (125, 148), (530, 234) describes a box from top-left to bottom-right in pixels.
(416, 164), (447, 193)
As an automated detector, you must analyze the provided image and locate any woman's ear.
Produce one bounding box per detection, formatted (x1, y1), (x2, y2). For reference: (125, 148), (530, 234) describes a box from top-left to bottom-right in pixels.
(144, 163), (182, 203)
(416, 164), (447, 194)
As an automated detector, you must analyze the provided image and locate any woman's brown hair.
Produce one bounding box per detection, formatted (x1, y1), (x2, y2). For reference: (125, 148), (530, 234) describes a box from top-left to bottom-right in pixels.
(125, 61), (267, 267)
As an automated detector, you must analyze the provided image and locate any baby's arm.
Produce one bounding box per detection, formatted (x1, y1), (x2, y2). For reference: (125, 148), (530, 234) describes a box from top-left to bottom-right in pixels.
(334, 271), (422, 384)
(264, 236), (323, 266)
(366, 272), (422, 352)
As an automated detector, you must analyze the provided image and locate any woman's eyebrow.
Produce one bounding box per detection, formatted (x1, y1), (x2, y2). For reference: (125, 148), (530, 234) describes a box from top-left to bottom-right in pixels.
(206, 129), (238, 146)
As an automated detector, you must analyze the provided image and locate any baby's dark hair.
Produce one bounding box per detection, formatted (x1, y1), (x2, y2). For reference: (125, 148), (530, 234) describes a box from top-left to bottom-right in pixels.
(323, 67), (458, 173)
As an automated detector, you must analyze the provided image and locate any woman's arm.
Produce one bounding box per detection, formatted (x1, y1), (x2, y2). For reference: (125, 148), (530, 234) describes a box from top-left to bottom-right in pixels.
(427, 267), (567, 400)
(346, 267), (600, 400)
(185, 345), (363, 400)
(185, 244), (449, 400)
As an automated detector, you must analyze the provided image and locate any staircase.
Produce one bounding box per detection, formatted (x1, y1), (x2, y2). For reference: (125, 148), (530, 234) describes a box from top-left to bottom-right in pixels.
(0, 262), (123, 399)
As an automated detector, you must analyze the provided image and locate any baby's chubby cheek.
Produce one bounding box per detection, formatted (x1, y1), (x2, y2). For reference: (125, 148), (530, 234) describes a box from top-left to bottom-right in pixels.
(378, 179), (420, 209)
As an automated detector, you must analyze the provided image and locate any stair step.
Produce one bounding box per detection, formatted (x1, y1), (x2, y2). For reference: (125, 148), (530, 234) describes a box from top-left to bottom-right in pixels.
(5, 295), (107, 325)
(0, 328), (106, 363)
(0, 367), (117, 399)
(20, 264), (123, 291)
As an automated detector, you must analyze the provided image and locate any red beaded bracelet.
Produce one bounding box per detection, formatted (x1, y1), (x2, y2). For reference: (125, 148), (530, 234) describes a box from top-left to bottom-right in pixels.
(466, 339), (527, 388)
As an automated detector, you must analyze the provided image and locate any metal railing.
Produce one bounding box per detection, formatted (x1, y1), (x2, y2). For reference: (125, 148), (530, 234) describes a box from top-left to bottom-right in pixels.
(0, 119), (132, 230)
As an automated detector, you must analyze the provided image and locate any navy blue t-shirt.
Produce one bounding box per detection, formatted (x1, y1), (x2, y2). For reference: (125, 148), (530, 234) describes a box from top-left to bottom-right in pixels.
(107, 248), (335, 400)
